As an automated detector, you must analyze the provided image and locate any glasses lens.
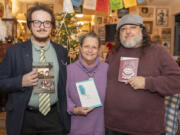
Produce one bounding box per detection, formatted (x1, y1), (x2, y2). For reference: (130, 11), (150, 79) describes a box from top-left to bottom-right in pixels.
(44, 21), (52, 28)
(33, 20), (41, 27)
(31, 20), (52, 28)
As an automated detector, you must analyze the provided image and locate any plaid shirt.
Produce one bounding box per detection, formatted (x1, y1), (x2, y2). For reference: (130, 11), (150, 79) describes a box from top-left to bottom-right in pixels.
(165, 94), (180, 135)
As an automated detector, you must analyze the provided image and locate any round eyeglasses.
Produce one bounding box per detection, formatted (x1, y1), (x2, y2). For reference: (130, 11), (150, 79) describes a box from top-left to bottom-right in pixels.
(30, 20), (52, 28)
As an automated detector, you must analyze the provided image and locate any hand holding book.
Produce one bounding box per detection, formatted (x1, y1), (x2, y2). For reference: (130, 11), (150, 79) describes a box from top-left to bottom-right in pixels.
(22, 71), (38, 87)
(125, 76), (145, 90)
(73, 107), (94, 116)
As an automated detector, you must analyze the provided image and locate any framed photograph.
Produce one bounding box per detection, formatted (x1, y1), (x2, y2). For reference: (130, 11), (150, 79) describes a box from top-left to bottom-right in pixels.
(97, 25), (105, 44)
(2, 18), (17, 40)
(139, 7), (154, 18)
(73, 5), (83, 13)
(103, 18), (108, 24)
(161, 28), (171, 50)
(156, 8), (169, 26)
(109, 10), (118, 17)
(118, 8), (129, 18)
(96, 16), (103, 25)
(143, 21), (153, 34)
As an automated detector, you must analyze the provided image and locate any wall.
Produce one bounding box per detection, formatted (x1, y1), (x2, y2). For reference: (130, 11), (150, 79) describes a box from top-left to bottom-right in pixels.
(130, 5), (173, 54)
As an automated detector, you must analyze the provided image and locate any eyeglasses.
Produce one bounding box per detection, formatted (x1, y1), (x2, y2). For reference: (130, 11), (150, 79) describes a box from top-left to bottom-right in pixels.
(30, 20), (52, 28)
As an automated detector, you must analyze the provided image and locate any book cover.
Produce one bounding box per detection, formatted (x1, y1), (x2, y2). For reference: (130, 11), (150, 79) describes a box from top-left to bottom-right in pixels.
(76, 79), (102, 108)
(118, 57), (139, 82)
(33, 62), (55, 93)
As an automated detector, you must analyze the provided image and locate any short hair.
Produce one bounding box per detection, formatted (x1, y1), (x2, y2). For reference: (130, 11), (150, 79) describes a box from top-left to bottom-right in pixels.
(26, 3), (55, 29)
(79, 32), (101, 47)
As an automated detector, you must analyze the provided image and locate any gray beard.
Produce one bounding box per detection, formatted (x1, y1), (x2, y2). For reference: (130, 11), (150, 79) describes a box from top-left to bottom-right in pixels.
(120, 35), (143, 48)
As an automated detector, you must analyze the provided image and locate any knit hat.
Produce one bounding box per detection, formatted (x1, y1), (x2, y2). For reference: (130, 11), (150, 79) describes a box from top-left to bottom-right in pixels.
(116, 14), (143, 30)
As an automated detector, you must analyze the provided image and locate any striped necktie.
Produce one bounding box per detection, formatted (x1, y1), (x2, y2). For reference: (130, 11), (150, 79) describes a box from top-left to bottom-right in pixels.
(39, 47), (51, 116)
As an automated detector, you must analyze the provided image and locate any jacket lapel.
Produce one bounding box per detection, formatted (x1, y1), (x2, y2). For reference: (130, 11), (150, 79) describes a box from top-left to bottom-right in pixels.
(22, 40), (33, 73)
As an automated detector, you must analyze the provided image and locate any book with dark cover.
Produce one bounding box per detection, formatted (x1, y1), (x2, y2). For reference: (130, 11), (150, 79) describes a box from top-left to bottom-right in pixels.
(118, 57), (139, 82)
(33, 62), (55, 93)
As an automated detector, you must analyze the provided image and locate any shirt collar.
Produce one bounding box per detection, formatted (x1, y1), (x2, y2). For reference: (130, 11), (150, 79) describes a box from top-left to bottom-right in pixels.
(31, 38), (50, 51)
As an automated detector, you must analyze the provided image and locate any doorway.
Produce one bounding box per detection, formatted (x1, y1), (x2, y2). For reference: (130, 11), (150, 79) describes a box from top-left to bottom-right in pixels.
(174, 14), (180, 56)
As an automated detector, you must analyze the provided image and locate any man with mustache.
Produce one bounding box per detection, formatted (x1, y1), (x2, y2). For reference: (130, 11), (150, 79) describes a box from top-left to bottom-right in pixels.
(0, 4), (70, 135)
(105, 14), (180, 135)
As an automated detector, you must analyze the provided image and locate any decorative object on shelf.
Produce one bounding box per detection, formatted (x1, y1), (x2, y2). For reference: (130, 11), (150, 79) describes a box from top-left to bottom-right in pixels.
(2, 18), (17, 42)
(0, 18), (7, 43)
(5, 4), (13, 18)
(143, 21), (153, 34)
(53, 13), (81, 63)
(156, 8), (169, 26)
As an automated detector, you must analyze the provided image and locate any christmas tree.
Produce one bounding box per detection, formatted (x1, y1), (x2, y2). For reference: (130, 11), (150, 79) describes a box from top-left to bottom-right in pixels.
(53, 13), (81, 63)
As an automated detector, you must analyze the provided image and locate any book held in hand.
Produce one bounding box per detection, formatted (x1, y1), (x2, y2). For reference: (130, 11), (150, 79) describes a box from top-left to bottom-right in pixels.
(76, 79), (102, 109)
(33, 62), (55, 93)
(118, 57), (139, 82)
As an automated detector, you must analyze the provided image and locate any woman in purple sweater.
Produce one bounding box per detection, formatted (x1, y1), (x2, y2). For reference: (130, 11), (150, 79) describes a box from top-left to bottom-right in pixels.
(66, 32), (108, 135)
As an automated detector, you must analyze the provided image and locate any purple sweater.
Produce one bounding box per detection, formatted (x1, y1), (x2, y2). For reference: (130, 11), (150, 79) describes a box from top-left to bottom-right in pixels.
(105, 44), (180, 135)
(66, 56), (108, 135)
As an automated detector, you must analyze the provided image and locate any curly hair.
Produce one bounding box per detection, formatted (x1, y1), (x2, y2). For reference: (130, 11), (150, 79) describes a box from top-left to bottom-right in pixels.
(26, 3), (55, 29)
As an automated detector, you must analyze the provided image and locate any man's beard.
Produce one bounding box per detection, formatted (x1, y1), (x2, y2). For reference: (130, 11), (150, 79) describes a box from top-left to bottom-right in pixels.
(120, 34), (143, 48)
(32, 29), (49, 42)
(33, 35), (49, 42)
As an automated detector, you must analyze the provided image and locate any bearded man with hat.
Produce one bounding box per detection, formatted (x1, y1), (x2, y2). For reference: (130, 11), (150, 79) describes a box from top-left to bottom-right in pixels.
(104, 14), (180, 135)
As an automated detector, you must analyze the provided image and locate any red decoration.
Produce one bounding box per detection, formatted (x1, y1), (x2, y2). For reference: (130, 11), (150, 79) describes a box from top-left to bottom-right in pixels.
(96, 0), (109, 11)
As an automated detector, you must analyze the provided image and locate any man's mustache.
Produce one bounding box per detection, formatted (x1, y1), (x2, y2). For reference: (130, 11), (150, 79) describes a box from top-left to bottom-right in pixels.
(37, 29), (47, 32)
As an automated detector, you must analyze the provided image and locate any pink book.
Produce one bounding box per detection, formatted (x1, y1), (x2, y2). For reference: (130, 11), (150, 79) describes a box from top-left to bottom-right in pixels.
(118, 57), (139, 82)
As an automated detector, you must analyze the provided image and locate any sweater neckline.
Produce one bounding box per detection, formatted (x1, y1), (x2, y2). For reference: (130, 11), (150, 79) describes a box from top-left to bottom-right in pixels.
(76, 55), (100, 79)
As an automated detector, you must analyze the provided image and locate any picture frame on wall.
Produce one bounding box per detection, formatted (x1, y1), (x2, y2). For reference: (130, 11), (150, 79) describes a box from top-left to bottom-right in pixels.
(118, 8), (129, 18)
(73, 5), (83, 13)
(139, 7), (154, 18)
(96, 16), (103, 25)
(156, 8), (168, 26)
(161, 28), (171, 50)
(143, 21), (153, 34)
